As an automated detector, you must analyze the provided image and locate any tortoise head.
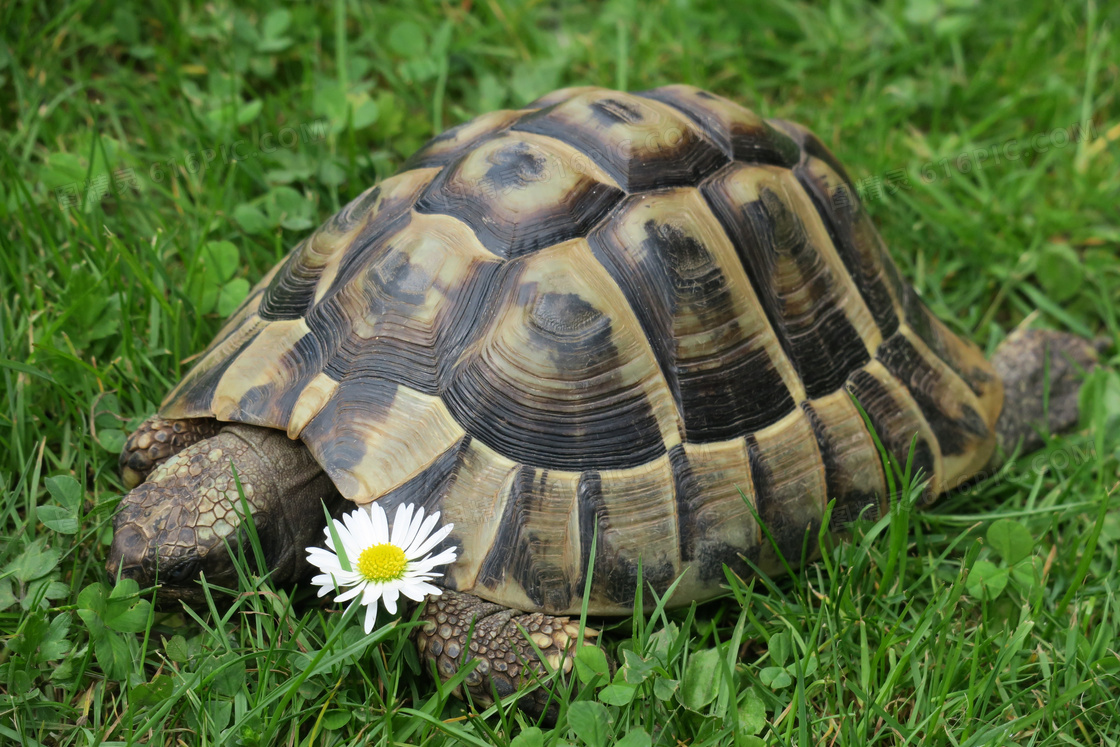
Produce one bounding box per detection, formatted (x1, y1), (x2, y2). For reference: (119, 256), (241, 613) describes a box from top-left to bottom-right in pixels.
(107, 424), (339, 607)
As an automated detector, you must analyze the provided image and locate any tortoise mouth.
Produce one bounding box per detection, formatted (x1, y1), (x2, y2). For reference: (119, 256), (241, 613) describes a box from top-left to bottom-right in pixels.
(105, 524), (150, 582)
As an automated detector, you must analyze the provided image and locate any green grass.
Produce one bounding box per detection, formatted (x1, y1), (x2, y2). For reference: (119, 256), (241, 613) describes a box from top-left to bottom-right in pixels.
(2, 0), (1119, 744)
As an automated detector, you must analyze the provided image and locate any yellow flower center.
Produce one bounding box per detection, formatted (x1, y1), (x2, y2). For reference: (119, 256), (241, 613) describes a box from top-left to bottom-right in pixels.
(357, 543), (407, 583)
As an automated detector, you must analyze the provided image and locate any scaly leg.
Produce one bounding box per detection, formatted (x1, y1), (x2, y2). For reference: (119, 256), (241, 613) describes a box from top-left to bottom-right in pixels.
(989, 328), (1105, 463)
(119, 416), (223, 488)
(416, 590), (601, 722)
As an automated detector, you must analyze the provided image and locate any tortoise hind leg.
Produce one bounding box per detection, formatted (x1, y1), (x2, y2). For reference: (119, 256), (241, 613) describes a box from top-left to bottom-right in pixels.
(119, 415), (223, 488)
(989, 328), (1106, 464)
(416, 591), (600, 723)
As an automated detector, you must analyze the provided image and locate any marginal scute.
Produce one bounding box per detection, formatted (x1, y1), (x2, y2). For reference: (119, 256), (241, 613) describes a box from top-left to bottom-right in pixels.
(746, 409), (828, 574)
(514, 88), (728, 191)
(580, 453), (680, 609)
(877, 327), (997, 488)
(475, 466), (582, 613)
(671, 440), (759, 598)
(300, 379), (467, 503)
(160, 312), (268, 420)
(432, 441), (520, 595)
(209, 318), (317, 425)
(846, 360), (944, 496)
(901, 288), (1003, 411)
(287, 372), (339, 439)
(801, 391), (888, 529)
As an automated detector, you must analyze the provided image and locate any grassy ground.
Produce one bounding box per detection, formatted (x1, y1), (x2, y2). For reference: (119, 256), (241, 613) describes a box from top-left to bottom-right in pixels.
(2, 0), (1119, 744)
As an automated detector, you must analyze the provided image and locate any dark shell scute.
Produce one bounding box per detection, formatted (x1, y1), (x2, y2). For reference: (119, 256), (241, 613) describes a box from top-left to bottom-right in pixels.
(703, 168), (871, 399)
(475, 466), (574, 610)
(514, 89), (728, 192)
(792, 160), (901, 339)
(640, 85), (801, 168)
(846, 368), (938, 488)
(415, 133), (624, 259)
(588, 190), (798, 441)
(441, 283), (667, 470)
(876, 333), (991, 457)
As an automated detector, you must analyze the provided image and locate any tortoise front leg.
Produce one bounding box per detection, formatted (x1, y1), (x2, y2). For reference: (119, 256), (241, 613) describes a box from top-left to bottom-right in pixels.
(416, 591), (601, 722)
(119, 416), (223, 488)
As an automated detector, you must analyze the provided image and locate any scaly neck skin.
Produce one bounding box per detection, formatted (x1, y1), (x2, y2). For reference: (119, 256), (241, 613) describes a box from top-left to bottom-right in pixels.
(108, 423), (343, 607)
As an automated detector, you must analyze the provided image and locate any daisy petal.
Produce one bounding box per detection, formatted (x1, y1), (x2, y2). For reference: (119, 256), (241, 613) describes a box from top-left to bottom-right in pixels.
(309, 574), (333, 591)
(336, 546), (360, 571)
(307, 544), (342, 561)
(399, 583), (432, 602)
(411, 581), (443, 597)
(334, 585), (366, 604)
(382, 585), (399, 615)
(357, 504), (375, 534)
(322, 518), (355, 565)
(361, 582), (384, 607)
(311, 577), (339, 596)
(398, 505), (426, 551)
(390, 503), (414, 547)
(408, 548), (458, 574)
(363, 600), (378, 634)
(338, 517), (365, 561)
(341, 509), (362, 538)
(327, 570), (363, 587)
(337, 515), (362, 548)
(306, 551), (343, 574)
(369, 502), (390, 544)
(410, 522), (455, 559)
(404, 511), (441, 556)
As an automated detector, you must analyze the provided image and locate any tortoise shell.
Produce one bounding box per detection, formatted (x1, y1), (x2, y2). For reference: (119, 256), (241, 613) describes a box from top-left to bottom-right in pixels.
(161, 85), (1004, 615)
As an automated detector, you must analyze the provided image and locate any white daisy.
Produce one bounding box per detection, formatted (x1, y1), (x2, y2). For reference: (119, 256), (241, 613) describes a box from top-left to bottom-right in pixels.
(306, 502), (457, 634)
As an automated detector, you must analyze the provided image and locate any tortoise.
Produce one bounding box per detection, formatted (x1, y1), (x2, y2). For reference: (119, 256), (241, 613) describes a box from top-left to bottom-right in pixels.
(107, 84), (1100, 714)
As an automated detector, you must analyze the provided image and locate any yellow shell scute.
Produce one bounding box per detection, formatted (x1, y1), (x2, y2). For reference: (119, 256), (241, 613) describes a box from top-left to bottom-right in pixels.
(287, 372), (340, 440)
(210, 318), (313, 422)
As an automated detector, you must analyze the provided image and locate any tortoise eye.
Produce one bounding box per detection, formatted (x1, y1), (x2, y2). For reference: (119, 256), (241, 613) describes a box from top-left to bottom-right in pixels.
(163, 559), (200, 584)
